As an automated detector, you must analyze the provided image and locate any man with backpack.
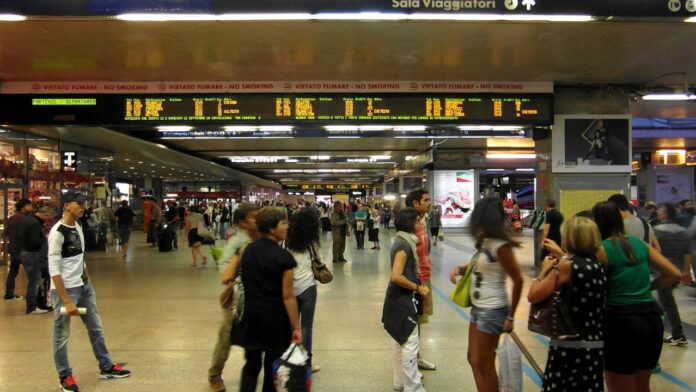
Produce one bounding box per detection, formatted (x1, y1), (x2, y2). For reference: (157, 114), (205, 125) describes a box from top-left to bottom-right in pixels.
(608, 194), (661, 252)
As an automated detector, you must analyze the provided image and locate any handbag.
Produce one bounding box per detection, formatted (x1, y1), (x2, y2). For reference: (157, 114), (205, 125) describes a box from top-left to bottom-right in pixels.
(198, 220), (216, 241)
(437, 227), (445, 241)
(356, 221), (365, 232)
(527, 268), (579, 340)
(220, 283), (235, 311)
(273, 343), (311, 392)
(309, 245), (333, 284)
(449, 252), (478, 308)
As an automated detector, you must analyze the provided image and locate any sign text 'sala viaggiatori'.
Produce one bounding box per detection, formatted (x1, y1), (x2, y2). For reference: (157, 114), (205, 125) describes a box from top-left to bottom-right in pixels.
(392, 0), (496, 11)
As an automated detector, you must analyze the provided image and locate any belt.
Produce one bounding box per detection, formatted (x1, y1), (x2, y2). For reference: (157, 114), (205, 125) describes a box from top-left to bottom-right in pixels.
(550, 339), (604, 349)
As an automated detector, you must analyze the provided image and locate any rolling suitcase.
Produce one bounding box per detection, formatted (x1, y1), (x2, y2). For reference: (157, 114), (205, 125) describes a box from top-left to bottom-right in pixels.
(158, 226), (173, 252)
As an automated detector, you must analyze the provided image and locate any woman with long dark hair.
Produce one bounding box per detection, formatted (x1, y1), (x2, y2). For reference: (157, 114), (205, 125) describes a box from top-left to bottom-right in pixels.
(592, 201), (679, 392)
(286, 207), (322, 373)
(449, 197), (523, 392)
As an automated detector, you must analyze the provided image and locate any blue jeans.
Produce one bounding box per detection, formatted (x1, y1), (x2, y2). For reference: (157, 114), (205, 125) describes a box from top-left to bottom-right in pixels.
(20, 251), (42, 312)
(148, 219), (158, 245)
(218, 222), (229, 240)
(51, 284), (113, 378)
(4, 252), (22, 299)
(297, 285), (317, 359)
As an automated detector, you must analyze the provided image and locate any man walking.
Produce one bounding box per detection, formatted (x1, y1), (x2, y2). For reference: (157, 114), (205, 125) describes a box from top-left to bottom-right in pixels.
(17, 204), (54, 314)
(405, 188), (437, 371)
(539, 199), (565, 260)
(4, 198), (32, 301)
(654, 202), (692, 346)
(330, 201), (349, 263)
(208, 204), (259, 392)
(114, 200), (135, 260)
(49, 190), (131, 391)
(218, 202), (231, 240)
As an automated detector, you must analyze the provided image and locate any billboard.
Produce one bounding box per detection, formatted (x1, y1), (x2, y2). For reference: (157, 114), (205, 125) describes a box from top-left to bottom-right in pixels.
(433, 170), (475, 228)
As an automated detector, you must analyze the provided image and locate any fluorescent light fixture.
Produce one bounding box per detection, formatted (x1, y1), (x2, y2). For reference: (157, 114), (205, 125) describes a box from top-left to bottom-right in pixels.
(407, 13), (591, 22)
(328, 136), (360, 139)
(259, 125), (293, 132)
(486, 153), (536, 159)
(459, 125), (524, 131)
(285, 159), (299, 163)
(325, 125), (359, 131)
(0, 14), (26, 21)
(501, 14), (593, 22)
(314, 12), (408, 20)
(370, 155), (392, 160)
(157, 126), (192, 132)
(223, 126), (257, 132)
(155, 144), (168, 149)
(359, 125), (392, 131)
(117, 13), (218, 21)
(218, 13), (312, 21)
(487, 168), (505, 171)
(685, 16), (696, 22)
(384, 195), (397, 201)
(394, 126), (427, 131)
(516, 168), (535, 172)
(642, 94), (696, 101)
(405, 156), (415, 161)
(310, 156), (331, 160)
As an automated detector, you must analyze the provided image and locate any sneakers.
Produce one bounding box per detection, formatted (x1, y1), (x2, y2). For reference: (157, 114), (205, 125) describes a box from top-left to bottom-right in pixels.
(664, 336), (688, 347)
(417, 358), (436, 371)
(3, 294), (23, 302)
(60, 375), (79, 392)
(209, 376), (226, 392)
(100, 363), (131, 379)
(27, 308), (49, 315)
(311, 364), (321, 373)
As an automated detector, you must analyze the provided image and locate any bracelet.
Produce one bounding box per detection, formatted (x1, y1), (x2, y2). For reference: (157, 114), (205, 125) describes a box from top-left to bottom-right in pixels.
(506, 316), (515, 321)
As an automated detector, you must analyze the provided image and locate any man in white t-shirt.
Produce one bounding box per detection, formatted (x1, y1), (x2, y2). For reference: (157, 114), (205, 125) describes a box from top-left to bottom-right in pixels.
(49, 190), (131, 392)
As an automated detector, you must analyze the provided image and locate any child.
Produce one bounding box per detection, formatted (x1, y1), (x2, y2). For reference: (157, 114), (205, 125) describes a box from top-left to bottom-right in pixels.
(382, 207), (428, 392)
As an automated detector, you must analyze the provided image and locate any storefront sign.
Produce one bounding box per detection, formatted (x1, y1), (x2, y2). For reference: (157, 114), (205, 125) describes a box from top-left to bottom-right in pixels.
(552, 115), (632, 174)
(0, 1), (693, 17)
(62, 151), (77, 172)
(0, 81), (553, 94)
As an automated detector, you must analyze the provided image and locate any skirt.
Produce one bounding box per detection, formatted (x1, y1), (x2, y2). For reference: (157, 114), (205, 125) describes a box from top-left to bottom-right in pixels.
(368, 228), (379, 242)
(188, 228), (203, 247)
(321, 217), (331, 231)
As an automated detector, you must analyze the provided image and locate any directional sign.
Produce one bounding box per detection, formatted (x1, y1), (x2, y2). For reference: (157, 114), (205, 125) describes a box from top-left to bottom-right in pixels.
(63, 151), (77, 172)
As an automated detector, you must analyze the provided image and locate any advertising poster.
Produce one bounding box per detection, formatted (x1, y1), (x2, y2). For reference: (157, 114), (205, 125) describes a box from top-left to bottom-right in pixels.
(433, 170), (474, 228)
(655, 169), (693, 205)
(552, 115), (632, 173)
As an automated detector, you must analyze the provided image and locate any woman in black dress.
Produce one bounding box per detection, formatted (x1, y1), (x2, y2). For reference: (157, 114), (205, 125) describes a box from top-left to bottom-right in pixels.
(239, 207), (302, 392)
(530, 216), (607, 392)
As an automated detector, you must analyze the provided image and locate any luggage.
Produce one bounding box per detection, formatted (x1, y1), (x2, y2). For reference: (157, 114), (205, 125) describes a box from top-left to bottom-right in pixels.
(158, 226), (174, 252)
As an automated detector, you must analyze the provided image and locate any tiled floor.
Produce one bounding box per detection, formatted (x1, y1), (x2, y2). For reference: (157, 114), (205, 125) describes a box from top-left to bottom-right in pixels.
(2, 228), (695, 391)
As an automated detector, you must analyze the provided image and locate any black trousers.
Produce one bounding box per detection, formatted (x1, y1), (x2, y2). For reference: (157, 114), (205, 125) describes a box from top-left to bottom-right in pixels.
(4, 253), (22, 299)
(240, 348), (283, 392)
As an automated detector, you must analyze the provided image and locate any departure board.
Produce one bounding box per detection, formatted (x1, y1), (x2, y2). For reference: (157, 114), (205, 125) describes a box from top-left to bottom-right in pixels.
(123, 94), (552, 124)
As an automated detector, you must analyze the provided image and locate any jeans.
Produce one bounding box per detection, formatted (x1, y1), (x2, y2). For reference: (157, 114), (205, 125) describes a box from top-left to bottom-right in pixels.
(51, 284), (113, 378)
(393, 327), (425, 392)
(4, 252), (22, 299)
(297, 285), (317, 362)
(208, 309), (234, 380)
(355, 230), (365, 249)
(657, 283), (683, 337)
(20, 251), (42, 312)
(218, 222), (228, 240)
(148, 219), (158, 245)
(240, 348), (283, 392)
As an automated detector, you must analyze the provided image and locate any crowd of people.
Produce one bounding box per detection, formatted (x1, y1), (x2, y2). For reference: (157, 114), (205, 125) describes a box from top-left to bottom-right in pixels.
(4, 186), (696, 392)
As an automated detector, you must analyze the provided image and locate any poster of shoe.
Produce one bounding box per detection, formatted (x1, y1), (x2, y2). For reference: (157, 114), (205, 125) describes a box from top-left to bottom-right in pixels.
(433, 170), (475, 228)
(552, 115), (632, 173)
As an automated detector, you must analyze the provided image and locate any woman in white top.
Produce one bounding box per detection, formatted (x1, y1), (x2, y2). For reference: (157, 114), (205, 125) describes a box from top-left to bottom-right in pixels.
(450, 197), (524, 392)
(319, 202), (331, 236)
(286, 207), (322, 373)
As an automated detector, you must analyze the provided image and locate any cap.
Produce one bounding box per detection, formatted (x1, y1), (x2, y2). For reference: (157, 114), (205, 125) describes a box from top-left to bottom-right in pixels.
(62, 190), (87, 205)
(14, 198), (31, 210)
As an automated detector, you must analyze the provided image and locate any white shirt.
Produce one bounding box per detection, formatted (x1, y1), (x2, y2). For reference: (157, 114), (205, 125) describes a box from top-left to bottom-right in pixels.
(48, 221), (86, 290)
(470, 238), (509, 309)
(291, 249), (316, 296)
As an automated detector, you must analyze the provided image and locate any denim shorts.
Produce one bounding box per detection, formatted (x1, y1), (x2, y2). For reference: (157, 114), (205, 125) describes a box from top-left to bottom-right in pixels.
(470, 306), (508, 335)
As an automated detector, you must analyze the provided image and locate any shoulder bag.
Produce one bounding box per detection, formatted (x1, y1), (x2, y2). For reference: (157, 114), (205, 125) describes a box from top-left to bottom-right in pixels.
(198, 219), (216, 241)
(309, 244), (333, 284)
(449, 250), (481, 308)
(219, 245), (247, 323)
(527, 267), (579, 340)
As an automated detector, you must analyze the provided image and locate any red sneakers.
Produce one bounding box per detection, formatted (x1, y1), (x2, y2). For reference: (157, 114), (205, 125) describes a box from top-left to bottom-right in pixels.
(60, 375), (79, 392)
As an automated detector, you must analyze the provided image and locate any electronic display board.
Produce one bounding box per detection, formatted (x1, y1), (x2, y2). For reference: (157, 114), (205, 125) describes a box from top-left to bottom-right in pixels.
(0, 93), (553, 125)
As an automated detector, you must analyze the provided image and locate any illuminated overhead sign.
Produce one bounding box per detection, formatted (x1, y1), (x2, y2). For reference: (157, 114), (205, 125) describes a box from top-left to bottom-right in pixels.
(0, 1), (692, 18)
(0, 94), (552, 125)
(33, 98), (96, 106)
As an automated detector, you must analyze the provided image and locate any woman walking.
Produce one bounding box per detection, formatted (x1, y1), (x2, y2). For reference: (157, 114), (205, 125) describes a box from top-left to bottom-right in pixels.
(382, 207), (429, 392)
(239, 207), (302, 392)
(591, 202), (679, 392)
(184, 205), (207, 266)
(529, 216), (607, 392)
(369, 206), (381, 250)
(355, 205), (368, 250)
(449, 197), (524, 392)
(286, 207), (322, 373)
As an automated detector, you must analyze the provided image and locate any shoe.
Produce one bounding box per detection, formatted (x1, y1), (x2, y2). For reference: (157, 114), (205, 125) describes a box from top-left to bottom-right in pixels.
(3, 294), (23, 301)
(664, 336), (688, 347)
(60, 375), (79, 392)
(311, 364), (320, 373)
(27, 308), (49, 315)
(393, 386), (404, 391)
(418, 358), (436, 370)
(209, 376), (226, 392)
(39, 306), (54, 312)
(340, 259), (349, 263)
(100, 363), (131, 379)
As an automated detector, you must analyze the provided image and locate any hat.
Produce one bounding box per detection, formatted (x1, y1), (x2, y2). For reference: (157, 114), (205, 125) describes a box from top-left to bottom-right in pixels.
(14, 198), (31, 210)
(61, 190), (87, 204)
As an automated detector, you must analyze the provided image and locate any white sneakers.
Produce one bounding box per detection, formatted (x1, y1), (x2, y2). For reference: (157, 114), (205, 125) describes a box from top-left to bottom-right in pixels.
(417, 358), (436, 371)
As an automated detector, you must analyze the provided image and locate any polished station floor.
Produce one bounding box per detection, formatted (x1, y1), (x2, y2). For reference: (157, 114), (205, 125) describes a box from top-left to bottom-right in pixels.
(2, 228), (696, 391)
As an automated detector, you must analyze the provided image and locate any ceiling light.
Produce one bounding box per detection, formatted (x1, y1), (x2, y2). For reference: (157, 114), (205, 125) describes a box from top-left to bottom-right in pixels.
(516, 168), (535, 172)
(486, 153), (536, 159)
(314, 12), (408, 20)
(124, 158), (130, 161)
(157, 126), (193, 132)
(359, 125), (391, 131)
(259, 126), (293, 132)
(310, 156), (331, 160)
(325, 125), (359, 131)
(223, 126), (257, 132)
(138, 161), (144, 164)
(155, 144), (168, 149)
(642, 94), (696, 101)
(394, 126), (427, 132)
(328, 136), (360, 139)
(218, 13), (312, 20)
(129, 166), (135, 169)
(285, 159), (299, 163)
(117, 13), (218, 21)
(0, 14), (26, 21)
(487, 169), (505, 171)
(274, 170), (288, 173)
(459, 125), (524, 131)
(687, 16), (696, 22)
(370, 155), (392, 160)
(407, 13), (592, 22)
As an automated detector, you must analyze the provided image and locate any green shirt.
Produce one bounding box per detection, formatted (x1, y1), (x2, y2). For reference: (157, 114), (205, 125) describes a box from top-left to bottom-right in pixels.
(602, 235), (653, 306)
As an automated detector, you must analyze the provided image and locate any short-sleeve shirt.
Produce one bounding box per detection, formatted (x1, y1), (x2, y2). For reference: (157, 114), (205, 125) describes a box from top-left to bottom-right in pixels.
(602, 235), (653, 306)
(241, 237), (298, 351)
(654, 223), (691, 270)
(114, 207), (135, 228)
(546, 209), (564, 246)
(471, 239), (509, 309)
(623, 214), (653, 244)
